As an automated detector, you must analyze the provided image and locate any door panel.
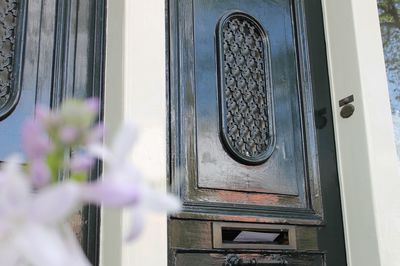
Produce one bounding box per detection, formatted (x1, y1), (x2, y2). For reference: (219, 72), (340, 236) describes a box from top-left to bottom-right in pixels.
(0, 0), (106, 264)
(169, 0), (321, 216)
(195, 0), (304, 198)
(168, 0), (346, 265)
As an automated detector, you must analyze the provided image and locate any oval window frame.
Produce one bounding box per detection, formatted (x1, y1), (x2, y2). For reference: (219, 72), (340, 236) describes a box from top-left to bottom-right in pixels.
(216, 11), (276, 165)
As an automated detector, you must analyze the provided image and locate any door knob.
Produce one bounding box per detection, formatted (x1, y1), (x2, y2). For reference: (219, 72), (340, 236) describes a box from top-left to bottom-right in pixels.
(225, 255), (287, 266)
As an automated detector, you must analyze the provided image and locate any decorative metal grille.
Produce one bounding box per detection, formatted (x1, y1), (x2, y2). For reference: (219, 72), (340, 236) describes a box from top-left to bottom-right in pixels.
(0, 0), (21, 119)
(218, 12), (275, 165)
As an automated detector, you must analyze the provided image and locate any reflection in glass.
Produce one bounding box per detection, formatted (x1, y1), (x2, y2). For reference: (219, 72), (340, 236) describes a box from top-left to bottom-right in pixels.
(378, 0), (400, 158)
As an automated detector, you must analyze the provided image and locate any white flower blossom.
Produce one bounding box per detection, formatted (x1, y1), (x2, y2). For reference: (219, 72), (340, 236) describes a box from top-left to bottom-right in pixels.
(0, 156), (90, 266)
(86, 123), (181, 240)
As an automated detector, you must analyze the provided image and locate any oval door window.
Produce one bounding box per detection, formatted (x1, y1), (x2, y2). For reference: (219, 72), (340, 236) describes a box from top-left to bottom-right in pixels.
(217, 11), (275, 165)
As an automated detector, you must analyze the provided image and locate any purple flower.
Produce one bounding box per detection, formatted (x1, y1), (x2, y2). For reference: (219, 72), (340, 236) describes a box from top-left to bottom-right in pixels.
(86, 122), (104, 145)
(30, 159), (51, 188)
(59, 126), (79, 144)
(70, 154), (94, 172)
(84, 97), (100, 115)
(21, 119), (51, 160)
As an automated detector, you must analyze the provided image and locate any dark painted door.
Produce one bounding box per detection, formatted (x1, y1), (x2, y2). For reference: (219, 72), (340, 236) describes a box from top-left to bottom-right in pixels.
(0, 1), (106, 265)
(168, 0), (347, 265)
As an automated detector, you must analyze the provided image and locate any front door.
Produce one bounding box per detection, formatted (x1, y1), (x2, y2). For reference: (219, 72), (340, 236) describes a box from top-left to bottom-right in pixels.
(168, 0), (347, 265)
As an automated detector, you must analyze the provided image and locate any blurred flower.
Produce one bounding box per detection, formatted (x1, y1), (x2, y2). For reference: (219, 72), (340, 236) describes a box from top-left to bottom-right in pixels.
(23, 98), (104, 184)
(0, 98), (182, 265)
(0, 156), (89, 266)
(70, 153), (94, 173)
(86, 122), (181, 240)
(29, 159), (51, 188)
(21, 119), (51, 160)
(21, 119), (52, 187)
(35, 98), (101, 147)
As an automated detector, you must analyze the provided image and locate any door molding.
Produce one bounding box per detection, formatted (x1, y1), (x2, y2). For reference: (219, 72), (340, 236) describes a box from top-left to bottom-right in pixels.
(101, 0), (169, 266)
(322, 0), (400, 265)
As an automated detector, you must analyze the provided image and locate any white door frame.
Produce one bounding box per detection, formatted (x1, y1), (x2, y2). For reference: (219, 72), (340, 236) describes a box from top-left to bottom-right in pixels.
(101, 1), (169, 266)
(322, 0), (400, 265)
(101, 0), (400, 265)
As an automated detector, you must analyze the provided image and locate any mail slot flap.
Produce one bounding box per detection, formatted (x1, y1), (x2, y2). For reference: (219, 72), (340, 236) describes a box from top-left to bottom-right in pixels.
(213, 222), (296, 250)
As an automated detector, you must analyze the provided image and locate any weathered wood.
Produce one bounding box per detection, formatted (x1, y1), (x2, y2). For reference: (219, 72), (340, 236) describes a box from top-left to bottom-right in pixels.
(174, 253), (325, 266)
(169, 219), (318, 252)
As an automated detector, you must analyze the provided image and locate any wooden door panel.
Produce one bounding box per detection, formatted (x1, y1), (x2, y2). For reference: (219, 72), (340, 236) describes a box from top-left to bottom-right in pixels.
(169, 0), (321, 216)
(195, 0), (304, 197)
(169, 0), (347, 265)
(0, 1), (106, 264)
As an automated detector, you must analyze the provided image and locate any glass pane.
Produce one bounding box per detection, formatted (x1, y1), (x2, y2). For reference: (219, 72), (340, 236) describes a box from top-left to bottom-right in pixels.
(377, 0), (400, 158)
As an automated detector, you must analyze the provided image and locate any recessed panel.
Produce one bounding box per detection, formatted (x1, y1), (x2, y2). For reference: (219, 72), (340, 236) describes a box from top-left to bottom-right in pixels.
(195, 0), (305, 196)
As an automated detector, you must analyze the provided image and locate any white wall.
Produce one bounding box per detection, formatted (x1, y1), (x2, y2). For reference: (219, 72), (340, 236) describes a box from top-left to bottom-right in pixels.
(102, 0), (400, 265)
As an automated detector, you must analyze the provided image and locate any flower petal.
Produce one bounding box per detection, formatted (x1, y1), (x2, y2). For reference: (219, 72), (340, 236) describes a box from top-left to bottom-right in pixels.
(87, 143), (112, 162)
(138, 184), (181, 213)
(82, 177), (139, 207)
(125, 207), (145, 241)
(0, 156), (30, 221)
(35, 106), (57, 128)
(0, 241), (19, 266)
(111, 122), (137, 162)
(30, 159), (51, 188)
(30, 182), (83, 224)
(61, 224), (92, 266)
(70, 153), (94, 172)
(14, 223), (90, 266)
(59, 126), (79, 144)
(86, 122), (104, 145)
(21, 119), (50, 159)
(85, 97), (100, 115)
